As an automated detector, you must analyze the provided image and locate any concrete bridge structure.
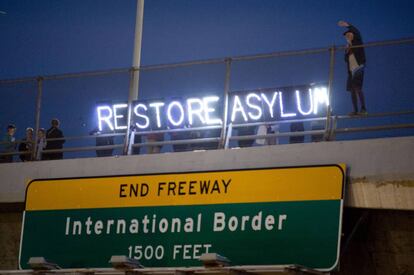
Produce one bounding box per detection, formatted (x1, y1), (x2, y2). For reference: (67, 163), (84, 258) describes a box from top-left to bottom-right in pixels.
(0, 136), (413, 274)
(1, 135), (413, 209)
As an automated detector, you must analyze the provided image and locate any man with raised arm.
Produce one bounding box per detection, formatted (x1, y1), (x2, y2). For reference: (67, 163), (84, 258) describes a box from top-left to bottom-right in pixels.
(338, 20), (367, 115)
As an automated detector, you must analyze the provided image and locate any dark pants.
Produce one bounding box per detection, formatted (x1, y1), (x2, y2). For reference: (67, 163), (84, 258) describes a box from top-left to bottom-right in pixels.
(348, 68), (366, 112)
(171, 132), (190, 152)
(237, 126), (256, 148)
(42, 152), (63, 160)
(0, 155), (13, 163)
(289, 122), (305, 144)
(311, 123), (325, 142)
(97, 149), (113, 157)
(350, 87), (366, 112)
(96, 136), (114, 157)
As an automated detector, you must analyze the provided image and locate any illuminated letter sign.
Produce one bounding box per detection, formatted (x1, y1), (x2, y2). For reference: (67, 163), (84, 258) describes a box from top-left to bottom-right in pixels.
(167, 101), (185, 127)
(203, 96), (222, 125)
(96, 84), (328, 132)
(228, 85), (328, 124)
(97, 105), (114, 131)
(133, 103), (150, 129)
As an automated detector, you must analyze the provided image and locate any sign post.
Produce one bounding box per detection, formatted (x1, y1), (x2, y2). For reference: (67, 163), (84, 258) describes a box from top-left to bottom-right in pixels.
(20, 165), (345, 271)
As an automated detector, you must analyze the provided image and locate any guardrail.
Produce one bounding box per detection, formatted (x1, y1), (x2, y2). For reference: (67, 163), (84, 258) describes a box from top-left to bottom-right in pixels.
(1, 110), (413, 161)
(1, 37), (414, 162)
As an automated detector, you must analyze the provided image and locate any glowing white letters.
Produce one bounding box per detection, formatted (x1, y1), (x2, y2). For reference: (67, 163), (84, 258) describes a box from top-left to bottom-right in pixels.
(97, 106), (114, 131)
(133, 103), (150, 129)
(278, 93), (296, 118)
(313, 87), (329, 114)
(187, 98), (206, 125)
(246, 93), (263, 120)
(261, 92), (278, 118)
(231, 95), (248, 122)
(113, 104), (128, 130)
(95, 86), (329, 132)
(167, 101), (185, 126)
(149, 102), (165, 128)
(203, 96), (222, 125)
(296, 89), (313, 116)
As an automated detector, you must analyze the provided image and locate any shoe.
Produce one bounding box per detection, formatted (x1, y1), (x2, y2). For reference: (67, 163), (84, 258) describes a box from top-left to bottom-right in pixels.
(348, 111), (358, 116)
(359, 109), (368, 115)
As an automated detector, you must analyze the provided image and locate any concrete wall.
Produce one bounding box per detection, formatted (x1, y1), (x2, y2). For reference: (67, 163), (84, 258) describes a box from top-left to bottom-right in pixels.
(0, 211), (22, 270)
(0, 136), (414, 209)
(339, 208), (414, 275)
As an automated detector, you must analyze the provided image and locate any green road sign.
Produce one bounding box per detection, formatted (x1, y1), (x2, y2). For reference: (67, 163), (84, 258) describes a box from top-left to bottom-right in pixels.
(20, 165), (345, 271)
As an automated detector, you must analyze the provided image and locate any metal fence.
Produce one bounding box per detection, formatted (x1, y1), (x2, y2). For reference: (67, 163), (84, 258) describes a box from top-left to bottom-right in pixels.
(1, 37), (414, 162)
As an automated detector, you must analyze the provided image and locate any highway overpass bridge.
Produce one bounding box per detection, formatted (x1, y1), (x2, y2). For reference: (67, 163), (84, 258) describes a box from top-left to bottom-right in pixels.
(0, 136), (413, 274)
(0, 135), (413, 210)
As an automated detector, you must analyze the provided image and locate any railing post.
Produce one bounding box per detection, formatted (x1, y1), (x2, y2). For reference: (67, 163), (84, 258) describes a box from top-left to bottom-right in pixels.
(330, 115), (338, 141)
(324, 46), (336, 140)
(32, 76), (43, 160)
(219, 58), (232, 148)
(123, 67), (137, 155)
(123, 0), (144, 155)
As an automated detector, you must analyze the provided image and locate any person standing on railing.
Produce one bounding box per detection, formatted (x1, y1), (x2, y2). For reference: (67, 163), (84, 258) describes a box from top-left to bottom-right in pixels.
(338, 20), (367, 116)
(18, 127), (34, 162)
(0, 124), (17, 163)
(44, 118), (65, 160)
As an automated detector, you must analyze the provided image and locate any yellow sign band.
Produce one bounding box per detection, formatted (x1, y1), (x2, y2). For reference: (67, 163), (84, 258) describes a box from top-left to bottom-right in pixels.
(25, 165), (345, 211)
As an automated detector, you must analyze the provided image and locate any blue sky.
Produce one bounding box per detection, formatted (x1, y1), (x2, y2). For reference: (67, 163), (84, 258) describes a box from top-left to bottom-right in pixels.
(0, 0), (413, 150)
(1, 0), (414, 78)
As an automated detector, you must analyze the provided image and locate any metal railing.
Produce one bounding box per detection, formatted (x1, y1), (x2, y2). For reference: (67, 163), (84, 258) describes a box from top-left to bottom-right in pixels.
(0, 37), (414, 162)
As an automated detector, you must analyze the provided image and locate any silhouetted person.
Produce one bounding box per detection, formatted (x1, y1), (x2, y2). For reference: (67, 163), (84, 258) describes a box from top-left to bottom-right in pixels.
(256, 124), (278, 146)
(170, 130), (190, 152)
(36, 128), (47, 161)
(237, 126), (256, 148)
(289, 122), (305, 144)
(338, 20), (367, 115)
(131, 126), (142, 155)
(146, 133), (163, 154)
(311, 120), (325, 142)
(44, 119), (65, 160)
(1, 124), (17, 163)
(18, 127), (34, 161)
(90, 128), (114, 157)
(191, 129), (220, 151)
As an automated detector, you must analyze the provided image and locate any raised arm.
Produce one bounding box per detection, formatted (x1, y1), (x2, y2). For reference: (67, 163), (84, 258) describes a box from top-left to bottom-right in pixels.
(338, 20), (361, 36)
(337, 20), (350, 27)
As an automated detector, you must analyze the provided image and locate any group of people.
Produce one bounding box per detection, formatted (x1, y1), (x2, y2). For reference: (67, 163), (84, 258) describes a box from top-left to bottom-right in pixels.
(236, 120), (325, 148)
(0, 119), (65, 163)
(128, 127), (220, 155)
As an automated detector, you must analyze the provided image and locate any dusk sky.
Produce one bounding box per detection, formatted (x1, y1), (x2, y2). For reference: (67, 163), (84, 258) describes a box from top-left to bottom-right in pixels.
(1, 0), (414, 78)
(0, 0), (414, 152)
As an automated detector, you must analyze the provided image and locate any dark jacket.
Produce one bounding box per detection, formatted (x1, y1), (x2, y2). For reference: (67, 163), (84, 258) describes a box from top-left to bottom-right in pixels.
(18, 138), (33, 161)
(45, 127), (65, 149)
(44, 127), (65, 159)
(344, 25), (366, 66)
